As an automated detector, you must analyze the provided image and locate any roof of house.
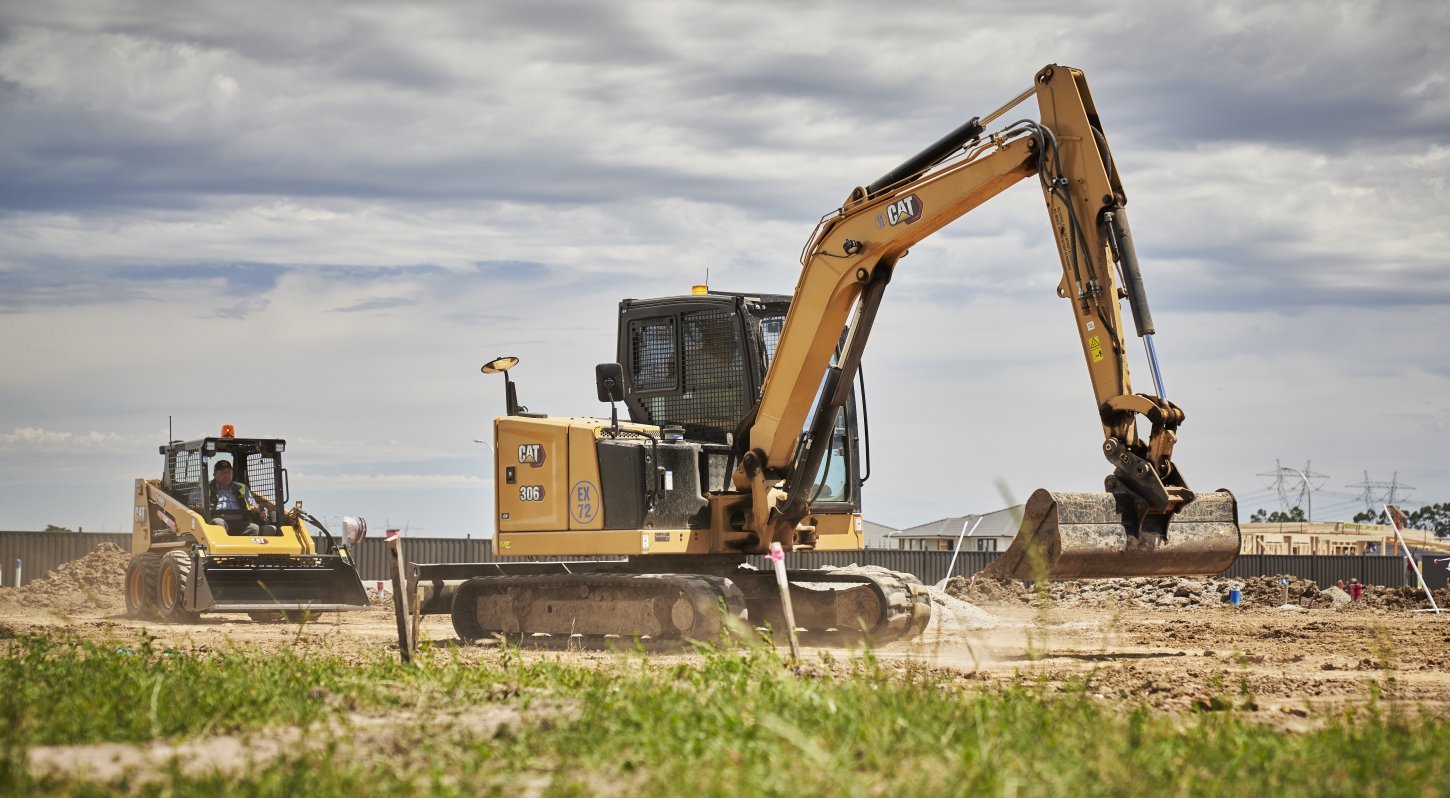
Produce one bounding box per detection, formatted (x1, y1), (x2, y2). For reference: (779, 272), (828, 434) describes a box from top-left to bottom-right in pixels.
(862, 519), (897, 548)
(889, 505), (1023, 539)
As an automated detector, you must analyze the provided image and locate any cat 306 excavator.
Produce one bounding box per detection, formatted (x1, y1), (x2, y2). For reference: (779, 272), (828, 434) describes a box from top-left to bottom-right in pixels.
(415, 64), (1240, 645)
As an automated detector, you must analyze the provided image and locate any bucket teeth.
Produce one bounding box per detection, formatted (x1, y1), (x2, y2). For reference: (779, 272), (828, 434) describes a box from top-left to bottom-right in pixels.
(983, 488), (1240, 581)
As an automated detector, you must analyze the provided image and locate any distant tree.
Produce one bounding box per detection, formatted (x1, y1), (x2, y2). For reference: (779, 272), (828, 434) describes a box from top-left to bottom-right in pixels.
(42, 524), (73, 533)
(1249, 507), (1306, 523)
(1270, 507), (1306, 523)
(1345, 503), (1449, 538)
(1406, 502), (1450, 538)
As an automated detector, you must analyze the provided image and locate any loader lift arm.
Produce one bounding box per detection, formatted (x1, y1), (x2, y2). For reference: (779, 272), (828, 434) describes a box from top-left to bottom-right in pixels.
(735, 64), (1210, 560)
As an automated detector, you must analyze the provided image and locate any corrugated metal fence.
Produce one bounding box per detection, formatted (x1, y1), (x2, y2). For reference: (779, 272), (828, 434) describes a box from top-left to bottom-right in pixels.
(0, 531), (131, 587)
(0, 531), (1417, 589)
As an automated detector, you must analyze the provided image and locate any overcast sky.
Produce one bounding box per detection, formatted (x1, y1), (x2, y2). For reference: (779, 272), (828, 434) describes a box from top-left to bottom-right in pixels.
(2, 0), (1447, 536)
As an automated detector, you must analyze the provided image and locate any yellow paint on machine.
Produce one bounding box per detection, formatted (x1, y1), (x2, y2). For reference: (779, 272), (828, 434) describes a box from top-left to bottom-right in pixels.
(566, 422), (605, 531)
(492, 415), (866, 556)
(132, 478), (309, 556)
(494, 416), (626, 538)
(498, 528), (707, 557)
(494, 416), (572, 532)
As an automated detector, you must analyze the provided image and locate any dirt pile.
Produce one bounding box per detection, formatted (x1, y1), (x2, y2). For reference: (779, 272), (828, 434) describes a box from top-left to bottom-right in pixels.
(1238, 574), (1320, 606)
(942, 573), (1362, 611)
(943, 571), (1450, 612)
(946, 575), (1235, 609)
(366, 585), (393, 613)
(0, 543), (130, 614)
(1360, 585), (1450, 611)
(1320, 586), (1351, 608)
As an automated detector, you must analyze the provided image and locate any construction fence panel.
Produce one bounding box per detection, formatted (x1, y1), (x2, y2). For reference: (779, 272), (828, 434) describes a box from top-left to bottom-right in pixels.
(346, 537), (622, 583)
(0, 532), (1427, 589)
(295, 547), (1424, 589)
(1422, 560), (1450, 591)
(1223, 554), (1411, 588)
(742, 549), (999, 585)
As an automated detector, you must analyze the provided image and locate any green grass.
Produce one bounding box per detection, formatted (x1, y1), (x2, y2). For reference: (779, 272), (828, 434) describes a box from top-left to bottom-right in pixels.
(3, 631), (1448, 797)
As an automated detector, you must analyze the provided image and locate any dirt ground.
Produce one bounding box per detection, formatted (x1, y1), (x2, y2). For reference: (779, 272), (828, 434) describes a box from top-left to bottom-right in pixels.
(3, 547), (1448, 727)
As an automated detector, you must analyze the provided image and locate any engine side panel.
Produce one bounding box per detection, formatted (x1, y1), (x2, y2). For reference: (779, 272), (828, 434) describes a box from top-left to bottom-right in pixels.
(495, 416), (572, 532)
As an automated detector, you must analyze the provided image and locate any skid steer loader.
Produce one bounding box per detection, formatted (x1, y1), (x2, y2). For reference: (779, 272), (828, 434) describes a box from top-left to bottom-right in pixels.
(126, 425), (370, 622)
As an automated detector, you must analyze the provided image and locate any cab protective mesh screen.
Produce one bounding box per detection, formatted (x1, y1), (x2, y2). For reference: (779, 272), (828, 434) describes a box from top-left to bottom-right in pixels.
(636, 309), (750, 443)
(243, 454), (278, 505)
(168, 450), (204, 507)
(630, 317), (676, 392)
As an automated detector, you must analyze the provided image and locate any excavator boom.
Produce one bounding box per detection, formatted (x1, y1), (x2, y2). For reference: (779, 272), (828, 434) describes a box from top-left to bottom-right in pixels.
(736, 64), (1239, 578)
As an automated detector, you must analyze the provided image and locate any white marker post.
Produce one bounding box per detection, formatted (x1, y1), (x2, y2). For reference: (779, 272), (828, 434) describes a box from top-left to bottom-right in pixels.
(769, 542), (800, 660)
(1386, 505), (1440, 615)
(941, 516), (984, 588)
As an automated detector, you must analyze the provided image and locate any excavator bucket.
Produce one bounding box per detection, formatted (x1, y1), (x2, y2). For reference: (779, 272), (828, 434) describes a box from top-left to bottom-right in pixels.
(982, 488), (1240, 581)
(195, 554), (372, 613)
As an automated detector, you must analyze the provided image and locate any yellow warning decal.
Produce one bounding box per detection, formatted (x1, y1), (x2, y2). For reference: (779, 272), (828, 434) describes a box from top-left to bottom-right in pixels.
(1088, 335), (1104, 362)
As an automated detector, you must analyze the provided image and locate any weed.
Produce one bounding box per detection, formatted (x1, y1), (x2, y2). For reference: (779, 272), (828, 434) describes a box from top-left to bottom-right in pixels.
(5, 630), (1450, 796)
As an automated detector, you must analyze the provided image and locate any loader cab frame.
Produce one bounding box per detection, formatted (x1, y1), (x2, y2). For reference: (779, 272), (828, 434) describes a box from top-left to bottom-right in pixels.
(616, 291), (864, 513)
(159, 436), (289, 521)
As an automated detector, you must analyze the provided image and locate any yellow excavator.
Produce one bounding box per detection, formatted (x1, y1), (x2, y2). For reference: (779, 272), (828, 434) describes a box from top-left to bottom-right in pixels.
(417, 64), (1240, 644)
(127, 425), (371, 622)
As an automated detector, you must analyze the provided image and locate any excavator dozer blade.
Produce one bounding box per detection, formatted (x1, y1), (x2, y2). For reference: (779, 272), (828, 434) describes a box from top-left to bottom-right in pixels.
(982, 488), (1240, 581)
(196, 554), (372, 612)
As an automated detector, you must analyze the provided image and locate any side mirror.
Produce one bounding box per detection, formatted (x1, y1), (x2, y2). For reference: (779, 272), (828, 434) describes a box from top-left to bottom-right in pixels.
(595, 363), (625, 403)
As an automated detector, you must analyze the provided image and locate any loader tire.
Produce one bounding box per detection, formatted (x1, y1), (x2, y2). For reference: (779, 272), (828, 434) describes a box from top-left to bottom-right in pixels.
(124, 554), (161, 620)
(156, 551), (201, 624)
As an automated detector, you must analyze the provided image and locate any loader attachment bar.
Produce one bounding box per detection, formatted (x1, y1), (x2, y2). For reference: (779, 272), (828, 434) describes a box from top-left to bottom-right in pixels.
(983, 489), (1240, 581)
(196, 553), (371, 612)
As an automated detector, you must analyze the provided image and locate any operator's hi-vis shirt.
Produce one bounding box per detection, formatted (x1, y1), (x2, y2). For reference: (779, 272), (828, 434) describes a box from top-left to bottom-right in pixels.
(213, 484), (244, 511)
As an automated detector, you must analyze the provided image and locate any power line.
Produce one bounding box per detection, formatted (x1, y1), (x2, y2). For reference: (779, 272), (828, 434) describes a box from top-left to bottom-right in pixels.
(1256, 459), (1329, 521)
(1344, 471), (1416, 515)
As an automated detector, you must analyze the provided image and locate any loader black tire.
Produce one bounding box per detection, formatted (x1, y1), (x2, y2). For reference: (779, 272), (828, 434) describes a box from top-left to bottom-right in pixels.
(124, 553), (161, 620)
(156, 550), (201, 624)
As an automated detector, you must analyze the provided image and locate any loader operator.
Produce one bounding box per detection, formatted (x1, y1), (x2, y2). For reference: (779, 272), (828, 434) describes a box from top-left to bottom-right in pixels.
(209, 460), (273, 536)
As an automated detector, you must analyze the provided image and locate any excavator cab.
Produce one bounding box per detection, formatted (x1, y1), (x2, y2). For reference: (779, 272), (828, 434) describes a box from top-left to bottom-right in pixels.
(616, 291), (863, 514)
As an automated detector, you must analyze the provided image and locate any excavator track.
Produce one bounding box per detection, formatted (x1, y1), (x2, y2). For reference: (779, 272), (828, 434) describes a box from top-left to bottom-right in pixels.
(728, 567), (931, 647)
(436, 565), (930, 648)
(450, 573), (749, 644)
